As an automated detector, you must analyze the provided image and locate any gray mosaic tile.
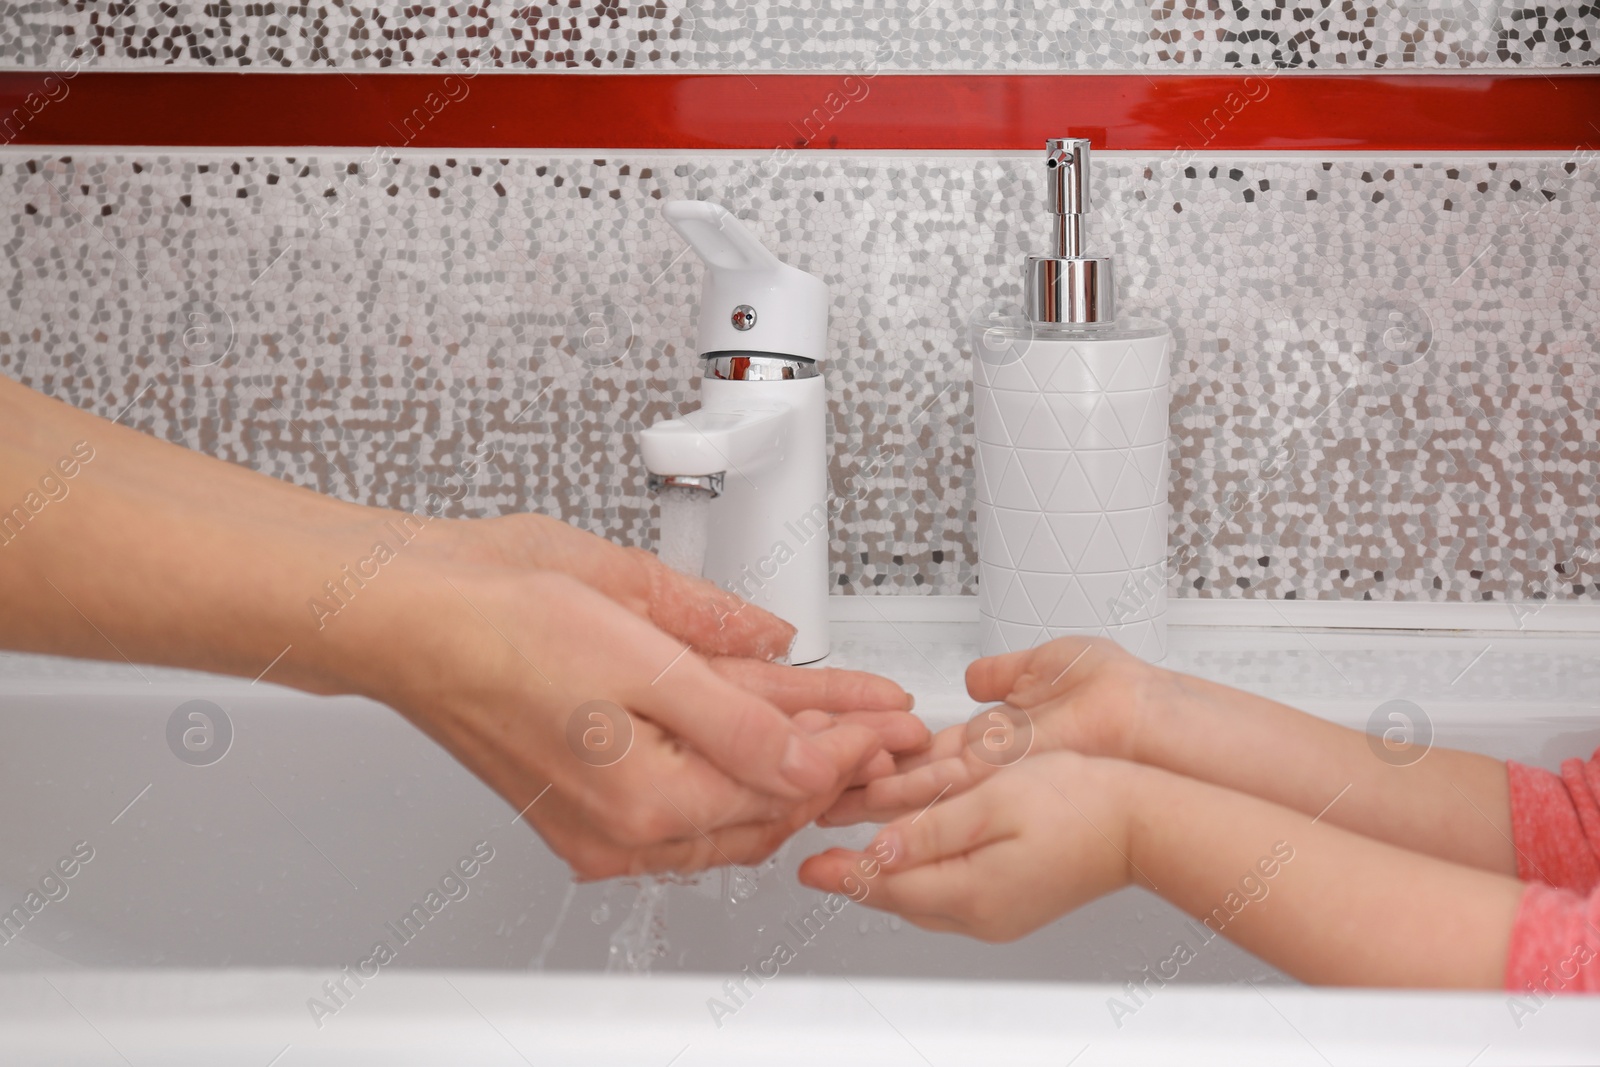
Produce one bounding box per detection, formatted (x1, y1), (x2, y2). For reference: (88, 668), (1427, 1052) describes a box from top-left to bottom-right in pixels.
(0, 149), (1595, 602)
(0, 0), (1590, 70)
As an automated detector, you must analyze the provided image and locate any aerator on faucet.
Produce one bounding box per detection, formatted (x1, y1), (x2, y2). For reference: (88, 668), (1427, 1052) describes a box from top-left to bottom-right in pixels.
(639, 201), (830, 664)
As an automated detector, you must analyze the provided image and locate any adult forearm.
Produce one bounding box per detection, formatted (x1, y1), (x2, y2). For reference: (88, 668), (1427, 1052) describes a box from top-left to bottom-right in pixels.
(0, 379), (390, 694)
(1125, 764), (1522, 988)
(1130, 669), (1516, 876)
(0, 374), (374, 532)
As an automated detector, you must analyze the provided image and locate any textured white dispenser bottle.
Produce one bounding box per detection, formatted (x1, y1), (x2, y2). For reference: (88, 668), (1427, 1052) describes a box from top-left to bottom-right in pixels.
(970, 139), (1172, 661)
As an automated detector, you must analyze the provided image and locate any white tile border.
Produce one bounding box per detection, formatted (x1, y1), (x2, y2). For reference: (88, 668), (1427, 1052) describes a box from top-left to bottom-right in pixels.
(830, 594), (1600, 634)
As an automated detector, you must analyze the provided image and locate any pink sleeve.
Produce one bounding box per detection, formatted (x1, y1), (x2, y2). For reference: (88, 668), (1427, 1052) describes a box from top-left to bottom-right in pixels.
(1506, 750), (1600, 892)
(1505, 883), (1600, 994)
(1502, 748), (1600, 994)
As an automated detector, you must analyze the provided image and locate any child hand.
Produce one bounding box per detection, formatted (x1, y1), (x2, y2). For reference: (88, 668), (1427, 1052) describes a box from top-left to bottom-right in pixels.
(800, 752), (1145, 942)
(823, 636), (1173, 825)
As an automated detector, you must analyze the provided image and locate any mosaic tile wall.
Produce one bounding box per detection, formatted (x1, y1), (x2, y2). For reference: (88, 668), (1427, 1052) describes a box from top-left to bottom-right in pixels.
(0, 0), (1592, 70)
(1, 149), (1595, 600)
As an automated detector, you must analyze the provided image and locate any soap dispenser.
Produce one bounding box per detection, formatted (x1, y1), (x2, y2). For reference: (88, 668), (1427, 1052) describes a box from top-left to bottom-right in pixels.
(639, 201), (831, 664)
(970, 139), (1172, 662)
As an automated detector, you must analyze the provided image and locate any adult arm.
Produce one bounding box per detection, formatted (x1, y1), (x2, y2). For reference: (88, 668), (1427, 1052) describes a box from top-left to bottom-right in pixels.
(0, 375), (924, 877)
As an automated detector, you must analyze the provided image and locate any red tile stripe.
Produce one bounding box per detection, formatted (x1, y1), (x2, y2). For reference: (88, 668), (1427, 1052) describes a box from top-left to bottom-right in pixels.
(1, 72), (1596, 152)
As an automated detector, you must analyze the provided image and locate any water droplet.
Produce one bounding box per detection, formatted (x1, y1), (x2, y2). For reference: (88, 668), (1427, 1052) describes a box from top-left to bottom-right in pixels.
(590, 902), (611, 924)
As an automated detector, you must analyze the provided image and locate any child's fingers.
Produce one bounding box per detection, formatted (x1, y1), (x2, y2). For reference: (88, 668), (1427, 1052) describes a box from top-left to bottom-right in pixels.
(799, 847), (991, 935)
(816, 786), (874, 826)
(789, 708), (928, 755)
(816, 757), (981, 826)
(888, 722), (967, 773)
(896, 911), (966, 935)
(817, 741), (992, 826)
(873, 785), (1012, 874)
(869, 756), (989, 816)
(853, 749), (895, 785)
(854, 861), (988, 927)
(828, 710), (932, 753)
(846, 725), (962, 801)
(967, 637), (1099, 704)
(816, 756), (968, 825)
(964, 648), (1039, 702)
(795, 846), (872, 892)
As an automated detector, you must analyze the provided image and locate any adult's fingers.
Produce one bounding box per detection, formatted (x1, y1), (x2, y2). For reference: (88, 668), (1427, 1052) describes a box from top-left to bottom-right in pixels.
(446, 513), (798, 664)
(791, 709), (894, 784)
(791, 709), (834, 733)
(638, 552), (796, 661)
(611, 722), (793, 829)
(618, 731), (880, 875)
(708, 657), (914, 716)
(823, 724), (964, 825)
(547, 723), (880, 879)
(627, 634), (852, 800)
(707, 658), (926, 757)
(837, 711), (930, 753)
(796, 721), (885, 794)
(506, 516), (798, 662)
(885, 722), (966, 774)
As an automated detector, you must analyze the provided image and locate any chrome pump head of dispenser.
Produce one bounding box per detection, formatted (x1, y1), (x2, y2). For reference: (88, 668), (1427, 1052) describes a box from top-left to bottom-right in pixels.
(1023, 138), (1115, 325)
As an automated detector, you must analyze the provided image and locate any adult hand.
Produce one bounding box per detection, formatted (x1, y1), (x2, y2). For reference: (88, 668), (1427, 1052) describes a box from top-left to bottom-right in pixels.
(355, 563), (894, 879)
(415, 512), (926, 779)
(821, 636), (1170, 825)
(419, 511), (799, 659)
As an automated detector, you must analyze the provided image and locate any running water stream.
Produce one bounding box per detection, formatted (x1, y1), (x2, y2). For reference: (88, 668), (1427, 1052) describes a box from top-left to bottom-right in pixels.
(656, 486), (711, 577)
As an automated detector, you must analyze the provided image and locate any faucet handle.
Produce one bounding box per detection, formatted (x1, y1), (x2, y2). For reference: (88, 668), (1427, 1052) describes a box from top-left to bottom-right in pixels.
(661, 200), (830, 364)
(663, 201), (784, 273)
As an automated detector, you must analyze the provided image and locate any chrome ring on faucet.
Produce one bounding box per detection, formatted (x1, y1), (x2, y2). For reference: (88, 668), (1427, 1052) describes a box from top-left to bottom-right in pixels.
(647, 472), (725, 498)
(702, 352), (819, 382)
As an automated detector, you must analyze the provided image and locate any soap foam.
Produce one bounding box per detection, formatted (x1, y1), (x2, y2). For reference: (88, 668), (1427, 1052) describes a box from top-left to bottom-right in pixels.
(656, 486), (711, 578)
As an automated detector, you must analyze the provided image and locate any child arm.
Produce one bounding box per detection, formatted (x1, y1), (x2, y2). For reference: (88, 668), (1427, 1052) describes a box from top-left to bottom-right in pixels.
(1133, 666), (1517, 876)
(803, 752), (1524, 987)
(833, 638), (1518, 878)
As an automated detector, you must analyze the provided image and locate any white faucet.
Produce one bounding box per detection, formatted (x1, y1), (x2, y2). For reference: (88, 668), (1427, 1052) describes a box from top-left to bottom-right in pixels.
(639, 201), (830, 664)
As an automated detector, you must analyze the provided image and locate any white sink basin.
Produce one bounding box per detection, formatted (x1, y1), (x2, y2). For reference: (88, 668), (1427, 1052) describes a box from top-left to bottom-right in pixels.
(1, 610), (1597, 1063)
